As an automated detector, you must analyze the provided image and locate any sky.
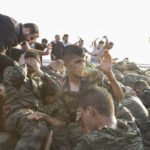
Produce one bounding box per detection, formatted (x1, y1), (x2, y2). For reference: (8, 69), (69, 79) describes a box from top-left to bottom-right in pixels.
(1, 0), (150, 64)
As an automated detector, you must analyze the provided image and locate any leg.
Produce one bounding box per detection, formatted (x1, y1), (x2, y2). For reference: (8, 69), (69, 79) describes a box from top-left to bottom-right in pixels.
(15, 121), (49, 150)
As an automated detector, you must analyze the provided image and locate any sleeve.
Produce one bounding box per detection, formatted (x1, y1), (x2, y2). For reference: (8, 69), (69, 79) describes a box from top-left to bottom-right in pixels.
(42, 97), (70, 123)
(40, 73), (60, 96)
(73, 140), (91, 150)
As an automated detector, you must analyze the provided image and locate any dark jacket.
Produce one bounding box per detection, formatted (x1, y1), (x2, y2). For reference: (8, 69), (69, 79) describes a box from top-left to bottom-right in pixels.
(0, 14), (25, 51)
(51, 41), (64, 60)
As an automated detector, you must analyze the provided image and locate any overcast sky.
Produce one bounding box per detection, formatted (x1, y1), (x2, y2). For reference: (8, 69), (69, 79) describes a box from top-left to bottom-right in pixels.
(1, 0), (150, 63)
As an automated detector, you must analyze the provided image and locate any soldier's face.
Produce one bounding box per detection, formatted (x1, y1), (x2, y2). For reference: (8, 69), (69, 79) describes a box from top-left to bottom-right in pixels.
(78, 106), (96, 132)
(66, 56), (86, 78)
(26, 33), (39, 43)
(63, 36), (68, 42)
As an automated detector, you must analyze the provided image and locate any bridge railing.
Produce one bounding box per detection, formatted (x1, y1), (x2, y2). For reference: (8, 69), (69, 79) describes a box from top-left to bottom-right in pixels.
(42, 60), (150, 70)
(137, 64), (150, 69)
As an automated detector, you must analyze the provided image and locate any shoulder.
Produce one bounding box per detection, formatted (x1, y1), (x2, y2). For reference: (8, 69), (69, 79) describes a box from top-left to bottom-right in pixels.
(74, 129), (110, 150)
(0, 14), (18, 30)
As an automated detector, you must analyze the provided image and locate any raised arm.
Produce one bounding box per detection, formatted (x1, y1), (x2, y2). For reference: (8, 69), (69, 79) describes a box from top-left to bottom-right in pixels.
(99, 50), (124, 102)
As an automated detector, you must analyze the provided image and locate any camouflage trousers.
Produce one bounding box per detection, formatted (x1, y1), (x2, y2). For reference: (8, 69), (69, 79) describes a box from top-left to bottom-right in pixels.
(0, 132), (17, 150)
(4, 109), (49, 150)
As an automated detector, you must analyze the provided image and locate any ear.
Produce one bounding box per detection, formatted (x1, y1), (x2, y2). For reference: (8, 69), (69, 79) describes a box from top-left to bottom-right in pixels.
(87, 106), (95, 116)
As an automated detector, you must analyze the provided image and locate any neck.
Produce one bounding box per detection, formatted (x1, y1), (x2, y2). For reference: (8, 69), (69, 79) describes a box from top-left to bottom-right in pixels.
(68, 74), (81, 92)
(64, 41), (68, 44)
(97, 115), (117, 130)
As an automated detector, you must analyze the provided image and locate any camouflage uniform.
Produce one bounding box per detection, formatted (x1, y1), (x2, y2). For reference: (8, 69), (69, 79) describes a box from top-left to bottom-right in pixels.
(137, 88), (150, 109)
(122, 73), (150, 88)
(74, 119), (144, 150)
(140, 120), (150, 150)
(113, 61), (140, 73)
(50, 68), (134, 149)
(2, 66), (59, 150)
(113, 69), (124, 82)
(41, 65), (65, 82)
(123, 95), (149, 124)
(0, 132), (17, 150)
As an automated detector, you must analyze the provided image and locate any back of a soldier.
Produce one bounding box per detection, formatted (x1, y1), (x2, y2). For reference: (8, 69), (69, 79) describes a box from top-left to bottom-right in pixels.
(123, 95), (149, 123)
(49, 69), (103, 149)
(0, 14), (19, 51)
(74, 120), (144, 150)
(2, 66), (50, 150)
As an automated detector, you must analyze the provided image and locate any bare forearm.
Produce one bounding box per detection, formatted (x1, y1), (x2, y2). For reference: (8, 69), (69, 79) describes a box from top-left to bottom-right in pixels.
(31, 48), (49, 56)
(45, 116), (66, 127)
(106, 71), (124, 102)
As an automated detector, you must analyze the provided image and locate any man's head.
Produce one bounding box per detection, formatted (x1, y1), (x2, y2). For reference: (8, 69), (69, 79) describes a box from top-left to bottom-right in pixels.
(49, 59), (65, 73)
(24, 51), (41, 75)
(22, 23), (39, 43)
(134, 80), (149, 93)
(98, 40), (104, 48)
(55, 35), (61, 42)
(41, 38), (48, 46)
(107, 42), (114, 50)
(3, 66), (26, 88)
(63, 34), (69, 43)
(63, 45), (85, 78)
(77, 87), (115, 131)
(79, 39), (84, 48)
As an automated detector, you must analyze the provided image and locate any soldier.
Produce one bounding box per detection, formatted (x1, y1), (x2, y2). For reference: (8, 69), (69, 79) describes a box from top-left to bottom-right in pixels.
(0, 14), (40, 79)
(49, 45), (132, 148)
(44, 87), (144, 150)
(133, 80), (150, 149)
(74, 87), (144, 150)
(134, 80), (150, 109)
(2, 51), (61, 150)
(28, 45), (136, 149)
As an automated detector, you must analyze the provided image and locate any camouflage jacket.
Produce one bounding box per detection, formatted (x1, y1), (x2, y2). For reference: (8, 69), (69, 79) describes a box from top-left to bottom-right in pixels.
(49, 67), (133, 124)
(49, 68), (105, 124)
(74, 119), (144, 150)
(137, 88), (150, 109)
(2, 66), (60, 118)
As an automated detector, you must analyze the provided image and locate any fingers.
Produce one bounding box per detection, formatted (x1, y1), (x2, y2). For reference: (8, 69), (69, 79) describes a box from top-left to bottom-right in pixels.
(76, 110), (81, 122)
(25, 58), (41, 71)
(27, 112), (41, 120)
(0, 85), (5, 96)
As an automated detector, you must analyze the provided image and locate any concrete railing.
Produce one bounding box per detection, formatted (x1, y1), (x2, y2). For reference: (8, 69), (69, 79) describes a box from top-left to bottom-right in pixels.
(42, 60), (150, 70)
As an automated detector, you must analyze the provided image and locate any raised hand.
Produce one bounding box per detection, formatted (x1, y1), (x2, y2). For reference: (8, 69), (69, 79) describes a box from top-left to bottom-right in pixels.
(98, 50), (112, 74)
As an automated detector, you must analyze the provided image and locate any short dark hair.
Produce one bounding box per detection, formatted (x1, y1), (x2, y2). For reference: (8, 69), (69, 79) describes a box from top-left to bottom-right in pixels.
(78, 87), (114, 117)
(99, 40), (104, 44)
(134, 80), (149, 92)
(63, 34), (69, 38)
(24, 50), (40, 60)
(55, 34), (60, 38)
(23, 23), (39, 34)
(41, 38), (48, 43)
(62, 45), (85, 61)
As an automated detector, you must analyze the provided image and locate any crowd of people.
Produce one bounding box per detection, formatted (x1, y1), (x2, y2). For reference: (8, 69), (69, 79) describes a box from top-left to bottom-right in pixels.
(0, 13), (150, 150)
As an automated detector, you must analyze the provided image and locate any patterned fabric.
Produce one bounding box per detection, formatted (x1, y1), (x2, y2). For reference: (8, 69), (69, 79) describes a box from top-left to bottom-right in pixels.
(74, 120), (144, 150)
(123, 95), (149, 123)
(49, 68), (134, 148)
(140, 120), (150, 150)
(137, 88), (150, 109)
(122, 73), (150, 88)
(0, 132), (17, 150)
(14, 119), (49, 150)
(2, 66), (60, 150)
